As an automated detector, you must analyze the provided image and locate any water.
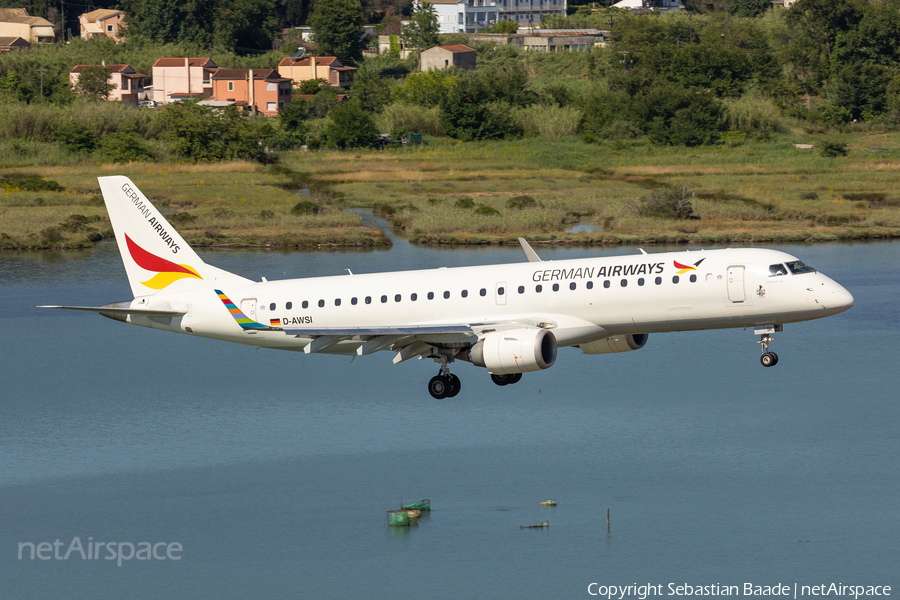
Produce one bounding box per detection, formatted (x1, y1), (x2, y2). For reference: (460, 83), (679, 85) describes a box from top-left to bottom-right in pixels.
(1, 234), (898, 599)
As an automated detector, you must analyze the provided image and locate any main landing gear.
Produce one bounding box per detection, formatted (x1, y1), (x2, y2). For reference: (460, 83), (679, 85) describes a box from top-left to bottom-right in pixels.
(756, 325), (782, 368)
(490, 373), (523, 386)
(428, 359), (461, 399)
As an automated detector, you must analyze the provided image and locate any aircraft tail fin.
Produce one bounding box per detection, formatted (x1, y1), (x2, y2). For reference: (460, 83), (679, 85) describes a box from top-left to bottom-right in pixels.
(98, 176), (251, 298)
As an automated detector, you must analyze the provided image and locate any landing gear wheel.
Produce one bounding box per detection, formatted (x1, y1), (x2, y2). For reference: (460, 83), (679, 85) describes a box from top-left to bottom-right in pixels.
(769, 352), (778, 366)
(428, 375), (450, 399)
(446, 374), (461, 397)
(760, 352), (777, 367)
(491, 374), (511, 386)
(508, 373), (523, 385)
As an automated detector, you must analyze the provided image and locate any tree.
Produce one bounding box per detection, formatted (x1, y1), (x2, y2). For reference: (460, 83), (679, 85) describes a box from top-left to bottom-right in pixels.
(401, 1), (439, 52)
(439, 77), (521, 141)
(323, 100), (379, 148)
(308, 0), (366, 61)
(488, 20), (518, 33)
(163, 103), (267, 161)
(74, 66), (115, 101)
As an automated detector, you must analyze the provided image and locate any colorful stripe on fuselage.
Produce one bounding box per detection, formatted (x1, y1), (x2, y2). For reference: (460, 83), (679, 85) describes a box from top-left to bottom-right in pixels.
(215, 289), (269, 330)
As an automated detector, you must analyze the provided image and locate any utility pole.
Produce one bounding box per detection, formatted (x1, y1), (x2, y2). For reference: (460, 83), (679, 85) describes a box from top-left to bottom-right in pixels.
(60, 0), (65, 42)
(619, 50), (629, 74)
(37, 67), (47, 101)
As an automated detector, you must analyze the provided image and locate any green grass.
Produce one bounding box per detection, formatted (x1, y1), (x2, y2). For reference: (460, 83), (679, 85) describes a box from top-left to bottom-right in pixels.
(3, 131), (900, 249)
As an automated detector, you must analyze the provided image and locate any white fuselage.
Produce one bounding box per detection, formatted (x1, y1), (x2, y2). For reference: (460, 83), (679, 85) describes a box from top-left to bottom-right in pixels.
(126, 247), (854, 355)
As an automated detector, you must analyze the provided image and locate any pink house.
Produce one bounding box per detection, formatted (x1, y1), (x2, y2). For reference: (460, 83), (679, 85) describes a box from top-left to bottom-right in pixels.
(69, 64), (146, 105)
(79, 9), (125, 43)
(211, 69), (293, 117)
(151, 57), (217, 105)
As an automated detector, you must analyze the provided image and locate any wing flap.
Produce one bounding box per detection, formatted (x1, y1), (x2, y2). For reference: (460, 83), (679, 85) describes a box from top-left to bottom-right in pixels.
(281, 325), (473, 337)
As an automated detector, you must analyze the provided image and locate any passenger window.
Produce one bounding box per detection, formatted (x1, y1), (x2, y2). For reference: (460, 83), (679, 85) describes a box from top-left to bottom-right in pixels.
(318, 299), (324, 308)
(302, 301), (309, 309)
(269, 303), (276, 310)
(480, 288), (487, 297)
(690, 274), (697, 283)
(335, 299), (341, 306)
(498, 287), (505, 295)
(603, 280), (610, 289)
(552, 283), (559, 292)
(443, 291), (450, 299)
(569, 282), (576, 290)
(673, 275), (680, 284)
(286, 302), (292, 310)
(586, 281), (593, 289)
(535, 285), (542, 293)
(638, 278), (644, 286)
(365, 296), (372, 305)
(461, 290), (468, 298)
(411, 293), (417, 301)
(428, 292), (434, 300)
(351, 297), (358, 305)
(769, 263), (788, 277)
(381, 295), (387, 303)
(621, 279), (627, 287)
(655, 277), (662, 285)
(518, 286), (525, 294)
(395, 294), (401, 302)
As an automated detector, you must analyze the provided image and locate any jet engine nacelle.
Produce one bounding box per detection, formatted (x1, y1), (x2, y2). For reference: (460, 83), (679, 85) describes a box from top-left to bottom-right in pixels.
(471, 328), (557, 374)
(579, 333), (648, 355)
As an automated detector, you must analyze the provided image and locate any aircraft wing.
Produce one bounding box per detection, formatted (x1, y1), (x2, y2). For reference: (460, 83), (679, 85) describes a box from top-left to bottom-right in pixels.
(280, 320), (549, 362)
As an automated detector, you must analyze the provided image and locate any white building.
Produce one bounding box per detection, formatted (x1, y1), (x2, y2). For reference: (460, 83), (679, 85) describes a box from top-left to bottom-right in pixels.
(610, 0), (683, 11)
(498, 0), (566, 28)
(427, 0), (500, 34)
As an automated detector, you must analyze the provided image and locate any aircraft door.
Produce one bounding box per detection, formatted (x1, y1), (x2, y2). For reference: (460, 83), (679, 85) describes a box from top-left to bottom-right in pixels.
(495, 282), (507, 305)
(241, 298), (257, 319)
(727, 267), (745, 302)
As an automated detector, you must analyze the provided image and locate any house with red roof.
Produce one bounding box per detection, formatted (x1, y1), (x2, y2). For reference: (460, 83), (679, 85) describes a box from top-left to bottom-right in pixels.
(277, 56), (357, 89)
(69, 63), (146, 105)
(151, 57), (217, 104)
(211, 69), (293, 117)
(418, 44), (476, 71)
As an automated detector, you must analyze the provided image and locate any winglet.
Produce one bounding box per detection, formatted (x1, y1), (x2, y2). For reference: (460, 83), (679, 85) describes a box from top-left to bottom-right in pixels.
(518, 238), (542, 263)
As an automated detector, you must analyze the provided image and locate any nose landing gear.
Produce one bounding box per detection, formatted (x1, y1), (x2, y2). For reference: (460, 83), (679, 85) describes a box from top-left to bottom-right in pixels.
(755, 325), (782, 367)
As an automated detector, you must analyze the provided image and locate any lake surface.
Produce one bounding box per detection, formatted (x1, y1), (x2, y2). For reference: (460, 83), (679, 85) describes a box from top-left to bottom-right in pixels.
(1, 230), (897, 599)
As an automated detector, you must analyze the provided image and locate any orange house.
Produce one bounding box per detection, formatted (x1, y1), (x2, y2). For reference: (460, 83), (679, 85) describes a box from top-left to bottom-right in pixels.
(211, 69), (293, 117)
(277, 56), (357, 89)
(79, 9), (125, 43)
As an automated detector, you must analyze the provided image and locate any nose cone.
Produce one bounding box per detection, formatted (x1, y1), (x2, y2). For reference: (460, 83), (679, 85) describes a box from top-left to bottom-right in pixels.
(829, 282), (855, 314)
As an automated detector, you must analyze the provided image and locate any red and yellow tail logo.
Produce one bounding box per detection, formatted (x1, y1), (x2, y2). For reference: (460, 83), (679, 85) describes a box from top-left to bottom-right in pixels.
(126, 234), (202, 289)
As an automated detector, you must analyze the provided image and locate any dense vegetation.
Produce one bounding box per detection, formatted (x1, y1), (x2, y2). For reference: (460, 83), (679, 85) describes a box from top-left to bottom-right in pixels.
(3, 0), (900, 249)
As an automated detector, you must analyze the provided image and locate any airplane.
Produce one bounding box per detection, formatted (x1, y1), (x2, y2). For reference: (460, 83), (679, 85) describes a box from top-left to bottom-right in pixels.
(41, 176), (855, 398)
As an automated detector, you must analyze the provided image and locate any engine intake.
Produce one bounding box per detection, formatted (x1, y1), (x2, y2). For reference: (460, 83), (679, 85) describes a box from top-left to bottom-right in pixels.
(580, 333), (648, 355)
(471, 328), (557, 374)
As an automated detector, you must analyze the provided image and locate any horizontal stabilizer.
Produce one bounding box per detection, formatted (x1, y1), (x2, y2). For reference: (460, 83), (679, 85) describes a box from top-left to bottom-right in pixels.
(39, 305), (186, 317)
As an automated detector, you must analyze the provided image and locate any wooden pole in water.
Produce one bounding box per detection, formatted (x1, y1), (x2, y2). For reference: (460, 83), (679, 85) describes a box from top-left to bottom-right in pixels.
(607, 508), (610, 533)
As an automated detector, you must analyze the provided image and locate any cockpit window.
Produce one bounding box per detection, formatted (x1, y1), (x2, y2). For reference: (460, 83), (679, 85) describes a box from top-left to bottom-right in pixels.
(786, 260), (816, 274)
(769, 263), (788, 277)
